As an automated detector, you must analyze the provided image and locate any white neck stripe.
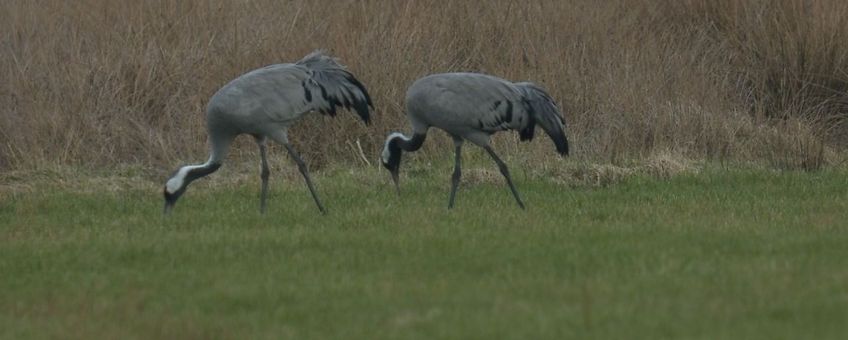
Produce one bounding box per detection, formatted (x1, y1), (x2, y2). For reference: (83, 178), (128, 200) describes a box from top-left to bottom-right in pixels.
(382, 133), (409, 163)
(165, 161), (212, 194)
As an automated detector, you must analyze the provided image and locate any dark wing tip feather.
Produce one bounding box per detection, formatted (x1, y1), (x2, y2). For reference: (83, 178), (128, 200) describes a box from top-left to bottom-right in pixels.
(353, 100), (371, 125)
(350, 77), (374, 107)
(519, 117), (536, 141)
(300, 53), (372, 125)
(343, 72), (372, 125)
(517, 83), (568, 153)
(518, 99), (536, 141)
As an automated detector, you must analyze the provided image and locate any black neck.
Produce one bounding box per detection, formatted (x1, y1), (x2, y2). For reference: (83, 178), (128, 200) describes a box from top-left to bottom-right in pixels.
(186, 162), (221, 184)
(395, 133), (426, 152)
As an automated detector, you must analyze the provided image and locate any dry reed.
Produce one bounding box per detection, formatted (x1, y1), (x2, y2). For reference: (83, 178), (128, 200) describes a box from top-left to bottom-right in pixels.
(1, 0), (846, 174)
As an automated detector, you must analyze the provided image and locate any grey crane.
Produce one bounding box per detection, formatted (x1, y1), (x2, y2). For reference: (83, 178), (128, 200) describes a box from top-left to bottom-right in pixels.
(380, 72), (568, 209)
(163, 51), (372, 215)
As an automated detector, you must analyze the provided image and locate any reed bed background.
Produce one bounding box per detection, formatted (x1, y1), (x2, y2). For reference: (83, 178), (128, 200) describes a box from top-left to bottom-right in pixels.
(2, 0), (847, 174)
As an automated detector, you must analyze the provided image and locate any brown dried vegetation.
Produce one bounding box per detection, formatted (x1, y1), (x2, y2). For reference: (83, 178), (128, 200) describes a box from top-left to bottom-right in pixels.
(2, 0), (847, 173)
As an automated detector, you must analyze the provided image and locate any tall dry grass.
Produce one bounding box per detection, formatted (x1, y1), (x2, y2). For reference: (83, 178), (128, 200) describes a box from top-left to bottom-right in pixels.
(1, 0), (846, 173)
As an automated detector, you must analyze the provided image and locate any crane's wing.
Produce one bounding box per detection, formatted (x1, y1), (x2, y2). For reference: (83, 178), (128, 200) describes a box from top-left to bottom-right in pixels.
(516, 82), (568, 155)
(451, 75), (532, 135)
(297, 51), (373, 124)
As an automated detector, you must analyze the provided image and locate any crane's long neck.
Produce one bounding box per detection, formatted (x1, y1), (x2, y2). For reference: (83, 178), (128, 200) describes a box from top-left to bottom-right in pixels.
(186, 158), (222, 181)
(165, 158), (222, 195)
(394, 132), (426, 152)
(163, 130), (233, 215)
(166, 132), (231, 194)
(382, 132), (426, 165)
(381, 132), (426, 194)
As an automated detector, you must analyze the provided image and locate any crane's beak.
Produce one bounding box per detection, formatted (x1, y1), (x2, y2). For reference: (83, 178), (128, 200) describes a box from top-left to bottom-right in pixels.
(390, 169), (400, 195)
(163, 189), (178, 216)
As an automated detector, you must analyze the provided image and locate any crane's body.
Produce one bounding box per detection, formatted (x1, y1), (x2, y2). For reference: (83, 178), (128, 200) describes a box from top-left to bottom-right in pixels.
(206, 61), (370, 140)
(164, 51), (372, 214)
(405, 73), (536, 146)
(381, 72), (568, 209)
(206, 64), (313, 138)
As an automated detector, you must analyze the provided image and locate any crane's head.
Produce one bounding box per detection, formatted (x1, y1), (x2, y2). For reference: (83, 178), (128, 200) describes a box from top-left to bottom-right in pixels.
(163, 168), (190, 215)
(380, 133), (405, 195)
(163, 186), (182, 215)
(162, 163), (221, 215)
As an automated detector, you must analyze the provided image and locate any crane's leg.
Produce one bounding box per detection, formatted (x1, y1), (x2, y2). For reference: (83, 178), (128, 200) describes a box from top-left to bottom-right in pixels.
(255, 136), (271, 214)
(448, 139), (463, 209)
(483, 145), (526, 209)
(283, 143), (327, 214)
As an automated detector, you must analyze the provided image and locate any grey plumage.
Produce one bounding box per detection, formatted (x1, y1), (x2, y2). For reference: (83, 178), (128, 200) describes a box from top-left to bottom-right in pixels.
(164, 50), (373, 215)
(380, 72), (569, 209)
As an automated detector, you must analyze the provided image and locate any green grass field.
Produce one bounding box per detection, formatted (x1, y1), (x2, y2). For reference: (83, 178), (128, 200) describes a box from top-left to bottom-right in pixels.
(2, 166), (848, 339)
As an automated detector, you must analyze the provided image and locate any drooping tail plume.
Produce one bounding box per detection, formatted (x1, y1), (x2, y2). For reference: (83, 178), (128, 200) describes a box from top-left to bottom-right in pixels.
(516, 82), (569, 155)
(298, 51), (373, 124)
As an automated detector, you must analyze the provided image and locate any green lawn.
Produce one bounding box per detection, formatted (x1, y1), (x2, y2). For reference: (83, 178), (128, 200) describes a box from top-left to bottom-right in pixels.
(1, 166), (847, 339)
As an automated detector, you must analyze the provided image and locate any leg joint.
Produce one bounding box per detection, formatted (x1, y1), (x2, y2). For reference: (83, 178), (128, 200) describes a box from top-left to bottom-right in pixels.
(452, 168), (462, 180)
(295, 160), (308, 172)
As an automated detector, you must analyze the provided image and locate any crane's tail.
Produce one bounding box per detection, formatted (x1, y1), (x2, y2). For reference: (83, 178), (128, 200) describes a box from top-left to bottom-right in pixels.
(516, 82), (569, 156)
(298, 50), (374, 124)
